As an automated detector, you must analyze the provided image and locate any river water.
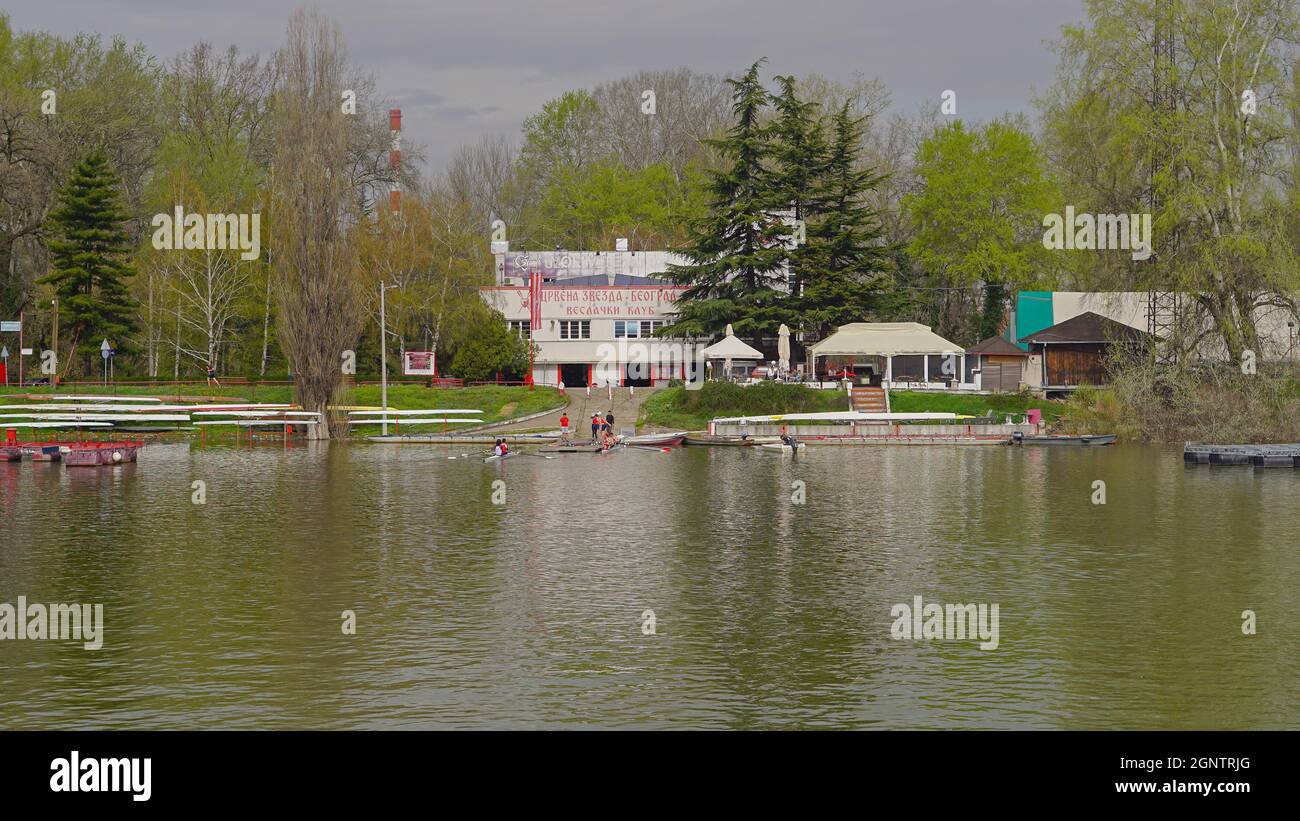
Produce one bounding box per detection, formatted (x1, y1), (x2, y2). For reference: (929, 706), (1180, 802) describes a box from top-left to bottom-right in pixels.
(1, 441), (1296, 729)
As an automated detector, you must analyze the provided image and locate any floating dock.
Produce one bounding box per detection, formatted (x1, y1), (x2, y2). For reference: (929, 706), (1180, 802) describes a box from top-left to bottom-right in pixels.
(1184, 443), (1300, 467)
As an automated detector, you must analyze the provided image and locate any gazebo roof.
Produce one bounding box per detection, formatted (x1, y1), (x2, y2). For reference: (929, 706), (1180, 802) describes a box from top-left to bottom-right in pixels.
(703, 334), (764, 360)
(808, 322), (963, 357)
(966, 335), (1030, 356)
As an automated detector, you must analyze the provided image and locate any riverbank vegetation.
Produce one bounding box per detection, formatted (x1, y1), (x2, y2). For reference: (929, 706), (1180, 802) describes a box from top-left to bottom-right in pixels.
(1056, 362), (1300, 444)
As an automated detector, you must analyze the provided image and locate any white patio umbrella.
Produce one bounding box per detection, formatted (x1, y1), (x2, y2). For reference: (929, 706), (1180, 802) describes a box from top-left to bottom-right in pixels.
(724, 324), (734, 377)
(778, 324), (791, 373)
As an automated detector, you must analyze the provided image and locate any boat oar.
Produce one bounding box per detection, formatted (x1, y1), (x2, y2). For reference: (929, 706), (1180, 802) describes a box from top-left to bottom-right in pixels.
(449, 448), (494, 460)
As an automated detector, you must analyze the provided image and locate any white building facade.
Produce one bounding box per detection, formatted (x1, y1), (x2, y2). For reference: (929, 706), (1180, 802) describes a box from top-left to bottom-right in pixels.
(480, 248), (706, 387)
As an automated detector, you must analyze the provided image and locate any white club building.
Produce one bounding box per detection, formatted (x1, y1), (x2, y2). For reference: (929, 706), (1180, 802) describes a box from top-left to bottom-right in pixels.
(479, 246), (707, 387)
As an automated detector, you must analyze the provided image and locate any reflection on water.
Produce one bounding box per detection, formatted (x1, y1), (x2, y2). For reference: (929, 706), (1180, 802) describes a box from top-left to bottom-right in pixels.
(0, 441), (1296, 729)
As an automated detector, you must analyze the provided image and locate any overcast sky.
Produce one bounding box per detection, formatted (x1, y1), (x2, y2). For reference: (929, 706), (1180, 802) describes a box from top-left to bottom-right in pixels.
(5, 0), (1086, 169)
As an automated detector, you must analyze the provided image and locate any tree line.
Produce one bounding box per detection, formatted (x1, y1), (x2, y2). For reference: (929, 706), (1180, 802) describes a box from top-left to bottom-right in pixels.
(3, 0), (1299, 421)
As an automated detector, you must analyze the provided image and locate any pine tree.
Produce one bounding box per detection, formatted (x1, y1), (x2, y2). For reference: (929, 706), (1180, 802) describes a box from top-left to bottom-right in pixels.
(41, 149), (138, 366)
(799, 103), (896, 338)
(770, 75), (827, 304)
(663, 60), (795, 343)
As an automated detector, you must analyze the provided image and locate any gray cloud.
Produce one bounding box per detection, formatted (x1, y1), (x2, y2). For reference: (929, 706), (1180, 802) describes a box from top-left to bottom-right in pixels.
(5, 0), (1085, 169)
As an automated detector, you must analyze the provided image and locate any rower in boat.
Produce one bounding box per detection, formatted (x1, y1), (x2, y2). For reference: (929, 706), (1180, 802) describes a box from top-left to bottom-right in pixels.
(779, 425), (797, 448)
(492, 438), (509, 457)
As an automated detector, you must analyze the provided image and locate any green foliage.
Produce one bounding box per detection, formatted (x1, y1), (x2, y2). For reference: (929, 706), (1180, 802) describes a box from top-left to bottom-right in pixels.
(665, 61), (899, 344)
(40, 149), (138, 359)
(799, 103), (899, 336)
(448, 311), (530, 381)
(0, 15), (161, 319)
(1040, 0), (1300, 360)
(534, 159), (706, 248)
(519, 90), (601, 189)
(906, 119), (1058, 301)
(665, 59), (798, 340)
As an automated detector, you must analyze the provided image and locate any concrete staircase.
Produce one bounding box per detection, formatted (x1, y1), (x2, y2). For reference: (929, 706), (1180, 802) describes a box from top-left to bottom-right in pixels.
(850, 386), (889, 414)
(569, 384), (659, 436)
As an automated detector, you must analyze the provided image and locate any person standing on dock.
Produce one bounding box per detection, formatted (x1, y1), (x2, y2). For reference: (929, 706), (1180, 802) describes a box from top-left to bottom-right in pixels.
(605, 410), (615, 434)
(559, 413), (571, 445)
(591, 413), (601, 442)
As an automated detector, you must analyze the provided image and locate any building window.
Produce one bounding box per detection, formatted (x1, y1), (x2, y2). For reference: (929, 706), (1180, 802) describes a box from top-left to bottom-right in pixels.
(507, 320), (531, 339)
(640, 320), (663, 337)
(559, 320), (590, 340)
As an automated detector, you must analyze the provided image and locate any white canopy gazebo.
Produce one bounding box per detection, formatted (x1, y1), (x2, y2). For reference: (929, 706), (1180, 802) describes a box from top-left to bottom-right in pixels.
(808, 322), (966, 386)
(703, 325), (764, 380)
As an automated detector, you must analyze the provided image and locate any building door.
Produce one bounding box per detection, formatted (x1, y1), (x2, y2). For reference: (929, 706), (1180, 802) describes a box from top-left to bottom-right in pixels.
(560, 363), (589, 387)
(622, 362), (652, 388)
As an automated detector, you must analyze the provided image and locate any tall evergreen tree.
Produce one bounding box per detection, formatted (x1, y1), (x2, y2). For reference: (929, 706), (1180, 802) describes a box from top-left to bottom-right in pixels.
(663, 59), (795, 342)
(41, 149), (138, 366)
(799, 103), (896, 338)
(770, 74), (828, 305)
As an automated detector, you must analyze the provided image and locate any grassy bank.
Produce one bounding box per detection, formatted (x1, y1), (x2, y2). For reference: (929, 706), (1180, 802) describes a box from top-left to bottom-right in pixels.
(639, 382), (1063, 430)
(639, 382), (847, 429)
(890, 390), (1063, 421)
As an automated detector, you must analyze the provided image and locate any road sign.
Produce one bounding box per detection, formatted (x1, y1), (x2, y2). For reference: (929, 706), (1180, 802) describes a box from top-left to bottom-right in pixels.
(0, 321), (20, 333)
(21, 348), (33, 356)
(1, 346), (7, 359)
(101, 339), (112, 360)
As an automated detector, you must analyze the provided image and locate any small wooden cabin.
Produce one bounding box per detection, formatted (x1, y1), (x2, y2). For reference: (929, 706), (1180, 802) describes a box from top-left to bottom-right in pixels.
(966, 335), (1030, 392)
(1018, 311), (1151, 388)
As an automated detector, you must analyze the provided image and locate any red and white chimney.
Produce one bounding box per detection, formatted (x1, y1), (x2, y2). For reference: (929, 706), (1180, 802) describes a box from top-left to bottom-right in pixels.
(389, 108), (402, 212)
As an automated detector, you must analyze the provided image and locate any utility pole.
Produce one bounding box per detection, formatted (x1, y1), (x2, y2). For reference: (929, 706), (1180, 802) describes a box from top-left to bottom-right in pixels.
(379, 282), (399, 436)
(51, 297), (58, 389)
(380, 281), (388, 436)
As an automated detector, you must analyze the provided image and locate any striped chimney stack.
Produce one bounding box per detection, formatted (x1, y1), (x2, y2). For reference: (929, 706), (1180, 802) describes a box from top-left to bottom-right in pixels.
(389, 108), (402, 213)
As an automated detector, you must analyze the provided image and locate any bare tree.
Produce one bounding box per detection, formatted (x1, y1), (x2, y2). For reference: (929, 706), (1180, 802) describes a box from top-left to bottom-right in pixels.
(270, 9), (365, 439)
(590, 68), (731, 179)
